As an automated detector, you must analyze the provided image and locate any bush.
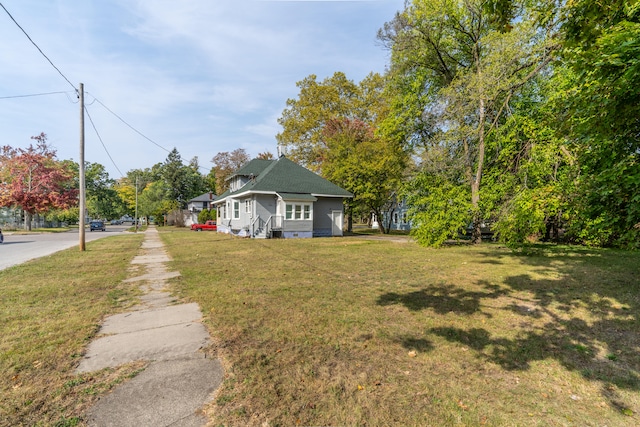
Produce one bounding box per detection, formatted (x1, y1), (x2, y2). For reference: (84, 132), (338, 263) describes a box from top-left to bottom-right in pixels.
(197, 209), (217, 223)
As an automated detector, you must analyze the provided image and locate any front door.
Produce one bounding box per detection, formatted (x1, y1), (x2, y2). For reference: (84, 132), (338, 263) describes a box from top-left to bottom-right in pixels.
(331, 210), (343, 236)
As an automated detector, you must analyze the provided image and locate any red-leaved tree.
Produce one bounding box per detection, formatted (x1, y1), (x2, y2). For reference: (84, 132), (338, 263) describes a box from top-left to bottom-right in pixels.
(0, 133), (78, 230)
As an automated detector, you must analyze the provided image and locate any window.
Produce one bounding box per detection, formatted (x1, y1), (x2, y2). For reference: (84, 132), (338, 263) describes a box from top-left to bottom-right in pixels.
(285, 203), (312, 220)
(233, 201), (240, 219)
(245, 200), (251, 213)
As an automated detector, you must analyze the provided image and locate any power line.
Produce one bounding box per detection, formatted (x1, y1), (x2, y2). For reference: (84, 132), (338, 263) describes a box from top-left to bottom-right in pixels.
(0, 90), (71, 100)
(0, 2), (77, 92)
(90, 95), (172, 154)
(84, 106), (125, 178)
(88, 94), (212, 174)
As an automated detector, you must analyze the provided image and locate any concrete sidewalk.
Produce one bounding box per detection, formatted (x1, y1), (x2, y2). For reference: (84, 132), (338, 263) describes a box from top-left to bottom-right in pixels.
(77, 226), (223, 426)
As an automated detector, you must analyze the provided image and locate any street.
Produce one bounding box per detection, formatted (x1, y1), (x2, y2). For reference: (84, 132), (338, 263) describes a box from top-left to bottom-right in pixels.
(0, 225), (133, 271)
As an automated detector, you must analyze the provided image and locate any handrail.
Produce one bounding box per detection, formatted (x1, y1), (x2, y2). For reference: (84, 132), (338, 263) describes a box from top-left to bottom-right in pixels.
(250, 215), (262, 237)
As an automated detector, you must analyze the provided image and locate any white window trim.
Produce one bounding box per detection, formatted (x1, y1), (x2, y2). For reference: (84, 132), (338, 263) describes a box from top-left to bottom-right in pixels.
(285, 203), (313, 220)
(233, 200), (240, 219)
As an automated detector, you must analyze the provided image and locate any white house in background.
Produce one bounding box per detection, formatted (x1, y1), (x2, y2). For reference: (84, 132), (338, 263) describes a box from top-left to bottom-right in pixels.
(371, 198), (412, 232)
(212, 156), (352, 238)
(185, 192), (216, 226)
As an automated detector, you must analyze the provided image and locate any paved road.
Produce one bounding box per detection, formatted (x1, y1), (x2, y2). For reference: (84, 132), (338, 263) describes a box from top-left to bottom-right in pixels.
(0, 226), (132, 271)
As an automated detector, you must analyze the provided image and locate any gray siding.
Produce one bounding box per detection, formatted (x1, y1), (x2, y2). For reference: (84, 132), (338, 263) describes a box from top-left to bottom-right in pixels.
(313, 198), (344, 237)
(255, 194), (276, 220)
(283, 219), (313, 233)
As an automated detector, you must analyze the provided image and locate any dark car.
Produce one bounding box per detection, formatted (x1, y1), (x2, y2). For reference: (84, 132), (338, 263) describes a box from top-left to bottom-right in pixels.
(90, 220), (106, 232)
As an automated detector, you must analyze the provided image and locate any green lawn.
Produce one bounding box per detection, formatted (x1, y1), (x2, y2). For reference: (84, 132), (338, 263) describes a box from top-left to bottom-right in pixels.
(1, 228), (638, 426)
(0, 234), (145, 427)
(159, 229), (640, 426)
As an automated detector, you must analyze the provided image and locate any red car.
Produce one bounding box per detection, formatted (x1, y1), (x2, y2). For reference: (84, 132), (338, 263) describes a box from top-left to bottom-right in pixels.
(190, 220), (216, 231)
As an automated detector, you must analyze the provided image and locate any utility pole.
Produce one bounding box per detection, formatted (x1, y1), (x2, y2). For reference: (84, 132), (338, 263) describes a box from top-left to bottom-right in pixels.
(134, 175), (138, 233)
(79, 83), (86, 251)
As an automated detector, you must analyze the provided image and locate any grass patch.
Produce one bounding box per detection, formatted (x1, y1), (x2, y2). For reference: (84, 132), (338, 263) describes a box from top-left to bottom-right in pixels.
(159, 228), (640, 426)
(0, 233), (145, 426)
(3, 227), (71, 234)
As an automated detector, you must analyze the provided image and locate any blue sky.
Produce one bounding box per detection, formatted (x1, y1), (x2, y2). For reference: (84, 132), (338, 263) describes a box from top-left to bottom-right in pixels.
(0, 0), (404, 179)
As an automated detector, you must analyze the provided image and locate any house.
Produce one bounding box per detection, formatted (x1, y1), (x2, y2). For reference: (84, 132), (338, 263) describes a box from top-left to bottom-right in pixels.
(371, 198), (412, 232)
(212, 156), (352, 238)
(186, 192), (216, 226)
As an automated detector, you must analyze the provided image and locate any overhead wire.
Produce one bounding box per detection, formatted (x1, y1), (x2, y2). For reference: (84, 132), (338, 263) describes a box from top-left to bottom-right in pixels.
(84, 106), (125, 178)
(0, 91), (72, 100)
(0, 2), (77, 92)
(0, 0), (210, 177)
(87, 94), (212, 173)
(90, 96), (172, 154)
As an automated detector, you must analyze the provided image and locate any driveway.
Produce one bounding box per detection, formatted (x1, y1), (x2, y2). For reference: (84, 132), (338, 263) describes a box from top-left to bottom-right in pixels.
(0, 226), (130, 271)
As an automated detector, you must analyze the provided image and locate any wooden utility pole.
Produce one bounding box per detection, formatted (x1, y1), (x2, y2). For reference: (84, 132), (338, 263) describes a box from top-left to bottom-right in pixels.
(79, 83), (86, 251)
(134, 175), (138, 233)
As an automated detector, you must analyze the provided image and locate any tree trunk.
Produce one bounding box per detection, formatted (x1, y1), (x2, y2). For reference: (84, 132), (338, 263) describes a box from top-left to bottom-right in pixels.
(471, 97), (487, 245)
(24, 211), (32, 231)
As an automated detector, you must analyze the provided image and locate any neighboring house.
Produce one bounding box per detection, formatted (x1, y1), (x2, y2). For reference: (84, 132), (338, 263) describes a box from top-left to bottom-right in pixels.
(212, 156), (352, 238)
(371, 198), (412, 232)
(186, 192), (216, 226)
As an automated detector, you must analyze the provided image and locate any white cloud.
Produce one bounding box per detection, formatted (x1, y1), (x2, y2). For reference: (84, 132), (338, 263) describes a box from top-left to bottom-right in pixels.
(0, 0), (404, 177)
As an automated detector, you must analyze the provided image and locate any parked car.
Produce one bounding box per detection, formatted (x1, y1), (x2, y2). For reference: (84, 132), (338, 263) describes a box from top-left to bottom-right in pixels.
(110, 219), (122, 225)
(90, 220), (106, 232)
(0, 228), (3, 244)
(191, 220), (217, 231)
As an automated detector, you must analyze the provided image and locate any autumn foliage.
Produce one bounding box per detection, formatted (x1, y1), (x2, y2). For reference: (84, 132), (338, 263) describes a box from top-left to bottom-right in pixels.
(0, 133), (77, 229)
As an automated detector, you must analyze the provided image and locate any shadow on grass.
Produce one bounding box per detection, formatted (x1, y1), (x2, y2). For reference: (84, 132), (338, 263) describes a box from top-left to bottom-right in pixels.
(377, 283), (506, 316)
(376, 245), (640, 410)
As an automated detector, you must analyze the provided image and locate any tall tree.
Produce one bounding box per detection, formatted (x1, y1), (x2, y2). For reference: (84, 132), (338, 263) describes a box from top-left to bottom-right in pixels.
(277, 71), (408, 230)
(379, 0), (557, 245)
(276, 72), (361, 172)
(0, 133), (77, 230)
(211, 148), (250, 194)
(159, 149), (206, 209)
(322, 117), (407, 233)
(115, 168), (157, 213)
(557, 0), (640, 248)
(79, 161), (128, 220)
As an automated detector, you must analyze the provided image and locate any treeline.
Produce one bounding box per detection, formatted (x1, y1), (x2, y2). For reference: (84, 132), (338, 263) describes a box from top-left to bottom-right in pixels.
(0, 137), (265, 228)
(276, 0), (640, 249)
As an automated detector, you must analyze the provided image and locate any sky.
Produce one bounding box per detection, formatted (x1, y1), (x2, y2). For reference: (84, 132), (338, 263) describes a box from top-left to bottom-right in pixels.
(0, 0), (404, 179)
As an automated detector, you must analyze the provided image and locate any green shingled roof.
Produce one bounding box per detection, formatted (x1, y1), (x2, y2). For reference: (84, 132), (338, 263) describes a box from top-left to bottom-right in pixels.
(216, 156), (352, 201)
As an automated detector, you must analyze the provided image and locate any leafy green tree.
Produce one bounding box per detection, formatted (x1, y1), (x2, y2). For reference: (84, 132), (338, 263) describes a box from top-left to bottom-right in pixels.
(161, 149), (205, 208)
(204, 167), (217, 195)
(557, 0), (640, 248)
(197, 208), (216, 223)
(379, 0), (556, 245)
(115, 168), (156, 213)
(322, 117), (407, 233)
(83, 162), (128, 219)
(277, 72), (365, 172)
(277, 72), (408, 231)
(138, 180), (177, 224)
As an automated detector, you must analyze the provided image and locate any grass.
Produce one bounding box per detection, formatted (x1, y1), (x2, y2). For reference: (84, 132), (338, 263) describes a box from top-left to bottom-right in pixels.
(0, 233), (145, 427)
(157, 228), (640, 426)
(2, 227), (639, 426)
(2, 227), (72, 234)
